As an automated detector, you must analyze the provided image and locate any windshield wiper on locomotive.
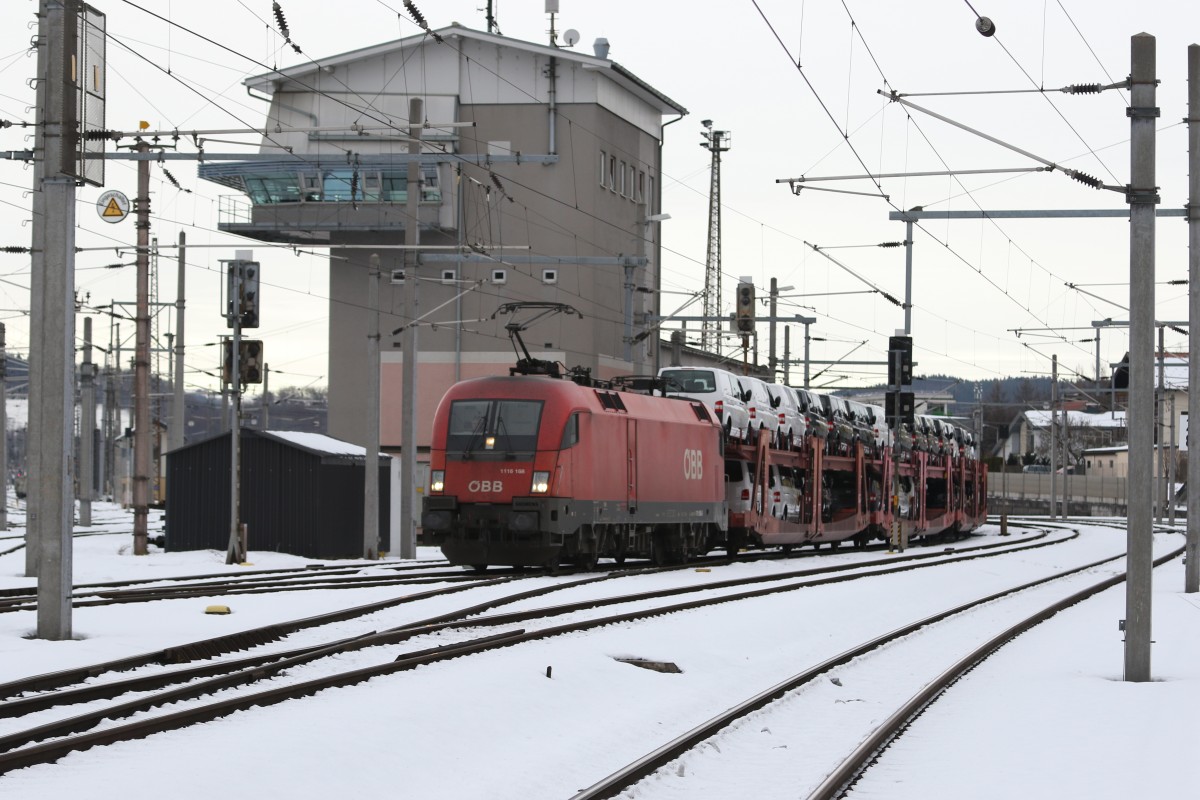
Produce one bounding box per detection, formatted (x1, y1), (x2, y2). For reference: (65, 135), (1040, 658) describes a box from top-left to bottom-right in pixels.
(461, 413), (488, 460)
(494, 413), (518, 460)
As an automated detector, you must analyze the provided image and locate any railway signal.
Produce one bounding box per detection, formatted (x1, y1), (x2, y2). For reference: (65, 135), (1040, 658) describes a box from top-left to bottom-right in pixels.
(240, 340), (264, 384)
(736, 281), (755, 333)
(226, 259), (260, 329)
(886, 391), (915, 429)
(887, 335), (913, 386)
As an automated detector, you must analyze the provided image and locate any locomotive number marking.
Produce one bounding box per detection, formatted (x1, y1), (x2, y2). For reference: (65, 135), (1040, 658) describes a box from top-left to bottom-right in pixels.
(468, 480), (504, 493)
(683, 449), (704, 480)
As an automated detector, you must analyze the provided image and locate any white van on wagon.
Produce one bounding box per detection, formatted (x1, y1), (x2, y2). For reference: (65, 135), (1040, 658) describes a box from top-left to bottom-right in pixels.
(740, 376), (782, 446)
(766, 383), (807, 450)
(659, 366), (751, 442)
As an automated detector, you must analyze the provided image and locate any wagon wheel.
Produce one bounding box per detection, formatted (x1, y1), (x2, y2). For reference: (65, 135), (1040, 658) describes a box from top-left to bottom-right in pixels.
(650, 534), (669, 567)
(725, 530), (741, 560)
(612, 527), (628, 565)
(470, 564), (488, 574)
(781, 544), (794, 555)
(573, 548), (599, 571)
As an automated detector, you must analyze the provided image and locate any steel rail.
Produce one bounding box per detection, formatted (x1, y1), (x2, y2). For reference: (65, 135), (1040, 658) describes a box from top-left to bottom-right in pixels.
(0, 527), (1051, 705)
(569, 532), (1178, 800)
(808, 544), (1185, 800)
(0, 528), (1067, 768)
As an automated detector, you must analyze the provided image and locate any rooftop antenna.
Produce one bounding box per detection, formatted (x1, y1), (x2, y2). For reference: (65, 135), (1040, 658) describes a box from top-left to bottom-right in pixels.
(546, 0), (559, 46)
(485, 0), (500, 35)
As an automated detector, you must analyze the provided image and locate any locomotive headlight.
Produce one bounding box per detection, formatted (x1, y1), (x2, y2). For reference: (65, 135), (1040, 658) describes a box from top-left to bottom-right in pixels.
(430, 470), (445, 493)
(485, 436), (496, 450)
(530, 471), (551, 494)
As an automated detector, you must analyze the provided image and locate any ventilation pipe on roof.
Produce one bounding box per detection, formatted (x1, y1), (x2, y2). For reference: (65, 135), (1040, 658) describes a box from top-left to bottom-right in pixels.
(593, 38), (610, 59)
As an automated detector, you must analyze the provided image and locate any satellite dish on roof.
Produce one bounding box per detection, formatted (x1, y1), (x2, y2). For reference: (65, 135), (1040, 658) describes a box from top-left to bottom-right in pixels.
(563, 29), (579, 47)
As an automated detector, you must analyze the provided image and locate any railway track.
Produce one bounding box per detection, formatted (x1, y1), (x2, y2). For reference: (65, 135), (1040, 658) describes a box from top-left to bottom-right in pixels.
(0, 518), (1039, 613)
(567, 521), (1181, 799)
(0, 523), (1070, 775)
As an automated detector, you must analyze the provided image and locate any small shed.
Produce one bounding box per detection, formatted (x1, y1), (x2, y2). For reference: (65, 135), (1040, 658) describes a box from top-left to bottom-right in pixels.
(165, 428), (390, 558)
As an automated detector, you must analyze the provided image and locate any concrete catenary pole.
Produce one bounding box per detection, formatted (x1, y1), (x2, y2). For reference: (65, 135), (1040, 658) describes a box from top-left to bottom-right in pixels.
(132, 140), (152, 556)
(364, 254), (381, 559)
(782, 325), (791, 385)
(1125, 32), (1157, 683)
(399, 98), (423, 560)
(0, 323), (7, 532)
(768, 277), (778, 379)
(1186, 42), (1199, 594)
(25, 0), (50, 579)
(1050, 355), (1058, 519)
(170, 231), (186, 452)
(33, 0), (77, 639)
(904, 218), (914, 335)
(79, 317), (95, 527)
(261, 363), (269, 431)
(1156, 324), (1166, 524)
(803, 322), (811, 389)
(1168, 393), (1176, 525)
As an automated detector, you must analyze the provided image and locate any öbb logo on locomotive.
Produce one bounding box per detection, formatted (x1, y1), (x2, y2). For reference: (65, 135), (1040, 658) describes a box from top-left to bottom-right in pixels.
(683, 448), (704, 480)
(468, 480), (504, 493)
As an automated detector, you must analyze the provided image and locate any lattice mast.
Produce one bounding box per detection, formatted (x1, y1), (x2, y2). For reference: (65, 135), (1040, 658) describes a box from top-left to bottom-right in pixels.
(700, 121), (730, 352)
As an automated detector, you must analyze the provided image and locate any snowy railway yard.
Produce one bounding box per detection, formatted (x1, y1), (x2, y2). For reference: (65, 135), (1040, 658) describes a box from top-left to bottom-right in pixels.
(1, 505), (1197, 800)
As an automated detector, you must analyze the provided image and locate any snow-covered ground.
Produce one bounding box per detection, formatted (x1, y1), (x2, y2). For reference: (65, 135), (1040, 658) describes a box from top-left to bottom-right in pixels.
(0, 506), (1195, 800)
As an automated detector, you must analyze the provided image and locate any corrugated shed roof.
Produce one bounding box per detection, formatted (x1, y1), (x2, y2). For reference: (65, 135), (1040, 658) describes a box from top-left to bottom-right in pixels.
(262, 430), (390, 459)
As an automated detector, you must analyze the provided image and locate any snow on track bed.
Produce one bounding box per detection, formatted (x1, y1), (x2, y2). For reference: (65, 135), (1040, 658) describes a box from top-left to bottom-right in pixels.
(595, 538), (1181, 799)
(0, 526), (1066, 778)
(0, 522), (1152, 798)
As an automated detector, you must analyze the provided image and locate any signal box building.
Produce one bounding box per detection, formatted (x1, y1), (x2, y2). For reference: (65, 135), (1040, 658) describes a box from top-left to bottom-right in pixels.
(199, 24), (687, 452)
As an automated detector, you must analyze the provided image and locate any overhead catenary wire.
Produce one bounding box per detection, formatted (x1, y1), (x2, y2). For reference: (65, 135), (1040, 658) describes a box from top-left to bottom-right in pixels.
(751, 1), (1104, 373)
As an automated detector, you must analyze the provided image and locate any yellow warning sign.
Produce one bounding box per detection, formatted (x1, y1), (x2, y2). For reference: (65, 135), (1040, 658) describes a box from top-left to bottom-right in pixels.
(96, 190), (129, 223)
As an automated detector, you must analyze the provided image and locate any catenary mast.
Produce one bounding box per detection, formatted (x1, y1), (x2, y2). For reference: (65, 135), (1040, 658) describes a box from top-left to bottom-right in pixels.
(700, 121), (730, 352)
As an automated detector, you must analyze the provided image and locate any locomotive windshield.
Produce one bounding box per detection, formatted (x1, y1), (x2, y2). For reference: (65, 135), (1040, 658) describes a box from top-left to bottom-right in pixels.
(446, 399), (543, 457)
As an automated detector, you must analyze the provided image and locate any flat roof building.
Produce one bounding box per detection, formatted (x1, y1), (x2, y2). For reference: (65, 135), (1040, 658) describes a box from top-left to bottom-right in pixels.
(200, 24), (687, 451)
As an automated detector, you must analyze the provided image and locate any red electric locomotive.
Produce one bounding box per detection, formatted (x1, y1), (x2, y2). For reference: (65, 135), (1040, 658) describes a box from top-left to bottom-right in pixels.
(422, 375), (727, 570)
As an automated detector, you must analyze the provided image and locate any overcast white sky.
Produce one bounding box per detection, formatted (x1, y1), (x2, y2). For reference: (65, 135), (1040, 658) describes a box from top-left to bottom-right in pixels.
(0, 0), (1197, 395)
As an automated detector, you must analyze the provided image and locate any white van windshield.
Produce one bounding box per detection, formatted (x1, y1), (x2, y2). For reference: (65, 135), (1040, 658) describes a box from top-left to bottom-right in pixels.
(661, 369), (717, 394)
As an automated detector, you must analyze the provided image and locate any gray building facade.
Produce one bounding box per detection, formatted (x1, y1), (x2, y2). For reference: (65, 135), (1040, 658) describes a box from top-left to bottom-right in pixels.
(201, 25), (686, 450)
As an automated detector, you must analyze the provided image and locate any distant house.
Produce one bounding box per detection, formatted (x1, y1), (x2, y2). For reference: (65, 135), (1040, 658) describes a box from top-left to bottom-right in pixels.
(998, 408), (1127, 462)
(1082, 444), (1177, 479)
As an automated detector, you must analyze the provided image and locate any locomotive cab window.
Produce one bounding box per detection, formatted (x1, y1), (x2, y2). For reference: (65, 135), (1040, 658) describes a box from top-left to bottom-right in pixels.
(560, 413), (579, 449)
(447, 399), (543, 457)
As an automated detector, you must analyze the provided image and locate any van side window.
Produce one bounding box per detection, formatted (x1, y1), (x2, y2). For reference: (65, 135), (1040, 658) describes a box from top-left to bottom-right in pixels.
(560, 413), (579, 449)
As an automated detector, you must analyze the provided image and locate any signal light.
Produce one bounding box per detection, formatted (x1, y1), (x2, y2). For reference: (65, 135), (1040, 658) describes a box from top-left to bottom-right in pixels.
(888, 335), (913, 386)
(736, 281), (755, 333)
(239, 339), (263, 384)
(886, 390), (915, 430)
(226, 260), (261, 329)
